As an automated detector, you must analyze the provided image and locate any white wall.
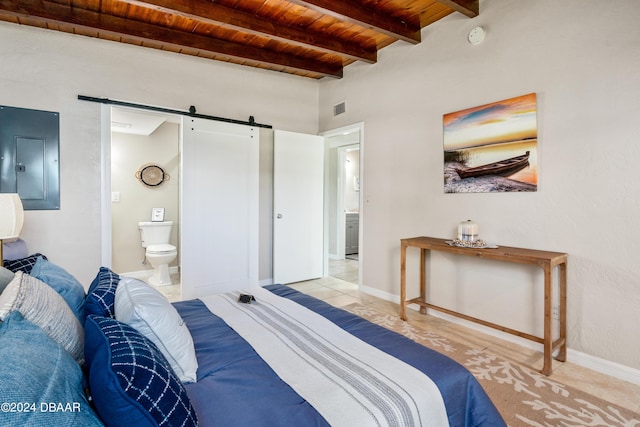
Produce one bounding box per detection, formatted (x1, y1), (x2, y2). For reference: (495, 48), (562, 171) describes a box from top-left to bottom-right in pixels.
(0, 21), (319, 286)
(319, 0), (640, 372)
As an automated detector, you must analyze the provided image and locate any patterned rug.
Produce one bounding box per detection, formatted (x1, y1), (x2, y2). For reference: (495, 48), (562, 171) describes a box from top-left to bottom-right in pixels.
(342, 303), (640, 427)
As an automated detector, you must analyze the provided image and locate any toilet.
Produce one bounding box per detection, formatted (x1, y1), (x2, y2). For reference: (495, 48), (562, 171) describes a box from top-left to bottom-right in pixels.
(138, 221), (177, 287)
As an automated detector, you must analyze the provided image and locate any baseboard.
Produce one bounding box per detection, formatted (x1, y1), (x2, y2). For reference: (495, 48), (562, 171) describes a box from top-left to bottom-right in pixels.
(359, 284), (397, 302)
(120, 266), (180, 280)
(359, 284), (640, 387)
(567, 348), (640, 386)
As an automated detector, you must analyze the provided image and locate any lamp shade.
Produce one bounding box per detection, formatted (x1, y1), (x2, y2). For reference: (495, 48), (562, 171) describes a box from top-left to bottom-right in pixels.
(0, 194), (24, 240)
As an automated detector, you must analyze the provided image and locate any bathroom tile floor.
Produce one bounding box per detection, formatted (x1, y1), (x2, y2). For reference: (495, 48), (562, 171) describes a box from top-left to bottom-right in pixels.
(155, 260), (640, 414)
(152, 272), (181, 302)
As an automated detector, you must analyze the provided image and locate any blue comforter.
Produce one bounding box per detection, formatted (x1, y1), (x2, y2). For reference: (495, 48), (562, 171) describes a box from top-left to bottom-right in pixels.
(174, 284), (505, 427)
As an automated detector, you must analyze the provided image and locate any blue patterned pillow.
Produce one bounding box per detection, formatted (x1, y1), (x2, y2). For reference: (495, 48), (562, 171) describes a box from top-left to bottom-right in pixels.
(85, 315), (198, 427)
(85, 267), (120, 319)
(2, 253), (47, 273)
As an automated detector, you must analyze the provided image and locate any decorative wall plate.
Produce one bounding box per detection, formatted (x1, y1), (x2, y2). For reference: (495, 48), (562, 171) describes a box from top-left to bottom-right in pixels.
(135, 164), (170, 187)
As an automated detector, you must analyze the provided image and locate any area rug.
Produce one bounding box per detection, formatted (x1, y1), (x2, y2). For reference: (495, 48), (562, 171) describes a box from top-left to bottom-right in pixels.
(342, 303), (640, 427)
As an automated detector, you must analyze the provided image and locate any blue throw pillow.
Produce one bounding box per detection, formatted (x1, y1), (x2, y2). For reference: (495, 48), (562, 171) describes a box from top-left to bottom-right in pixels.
(85, 267), (120, 319)
(30, 256), (85, 322)
(0, 311), (103, 426)
(2, 253), (47, 273)
(85, 315), (198, 427)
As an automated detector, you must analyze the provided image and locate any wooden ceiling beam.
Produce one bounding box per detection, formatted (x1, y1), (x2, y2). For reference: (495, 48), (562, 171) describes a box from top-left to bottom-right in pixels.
(435, 0), (479, 18)
(0, 0), (343, 78)
(288, 0), (422, 44)
(121, 0), (377, 64)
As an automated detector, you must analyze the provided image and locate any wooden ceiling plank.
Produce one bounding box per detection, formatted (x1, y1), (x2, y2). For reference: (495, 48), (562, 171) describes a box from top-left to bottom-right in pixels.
(0, 0), (344, 78)
(289, 0), (422, 44)
(120, 0), (376, 63)
(435, 0), (479, 18)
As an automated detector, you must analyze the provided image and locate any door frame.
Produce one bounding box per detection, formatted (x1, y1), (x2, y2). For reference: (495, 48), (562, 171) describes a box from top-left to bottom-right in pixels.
(320, 122), (364, 281)
(100, 104), (112, 267)
(100, 105), (182, 270)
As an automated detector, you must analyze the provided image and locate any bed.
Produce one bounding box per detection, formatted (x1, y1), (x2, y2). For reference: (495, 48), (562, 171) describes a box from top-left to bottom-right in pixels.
(0, 254), (506, 427)
(178, 284), (505, 427)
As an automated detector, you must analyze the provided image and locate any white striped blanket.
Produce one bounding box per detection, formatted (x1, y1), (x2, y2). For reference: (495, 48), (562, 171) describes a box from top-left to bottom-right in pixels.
(199, 287), (449, 427)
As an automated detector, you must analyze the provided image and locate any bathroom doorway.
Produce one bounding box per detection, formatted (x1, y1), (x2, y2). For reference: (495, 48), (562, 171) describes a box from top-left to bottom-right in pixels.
(322, 124), (363, 285)
(109, 106), (182, 300)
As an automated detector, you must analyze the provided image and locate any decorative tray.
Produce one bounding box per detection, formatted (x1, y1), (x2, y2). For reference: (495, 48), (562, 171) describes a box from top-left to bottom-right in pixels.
(445, 240), (499, 249)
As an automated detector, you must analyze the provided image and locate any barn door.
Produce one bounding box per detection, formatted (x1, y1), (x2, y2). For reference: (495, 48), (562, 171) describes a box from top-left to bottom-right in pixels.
(181, 118), (259, 299)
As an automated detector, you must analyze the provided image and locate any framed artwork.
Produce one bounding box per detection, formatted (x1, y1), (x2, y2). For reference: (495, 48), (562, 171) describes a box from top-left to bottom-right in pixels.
(443, 93), (538, 193)
(151, 207), (165, 222)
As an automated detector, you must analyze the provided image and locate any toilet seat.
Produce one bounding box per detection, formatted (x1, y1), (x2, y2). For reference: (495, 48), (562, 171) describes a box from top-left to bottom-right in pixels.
(146, 244), (176, 254)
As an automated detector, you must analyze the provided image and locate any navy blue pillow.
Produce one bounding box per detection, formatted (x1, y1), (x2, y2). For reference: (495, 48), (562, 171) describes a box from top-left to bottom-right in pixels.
(2, 253), (47, 273)
(85, 267), (120, 319)
(85, 315), (198, 427)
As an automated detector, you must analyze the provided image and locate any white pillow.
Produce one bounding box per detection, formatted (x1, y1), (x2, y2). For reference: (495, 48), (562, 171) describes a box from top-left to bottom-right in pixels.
(114, 277), (198, 383)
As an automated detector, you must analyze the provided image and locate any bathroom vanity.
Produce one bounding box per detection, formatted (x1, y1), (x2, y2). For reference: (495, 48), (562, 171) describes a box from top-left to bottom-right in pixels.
(345, 213), (359, 255)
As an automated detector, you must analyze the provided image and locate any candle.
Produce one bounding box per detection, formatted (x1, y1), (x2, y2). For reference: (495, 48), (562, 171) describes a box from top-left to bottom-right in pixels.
(457, 220), (479, 242)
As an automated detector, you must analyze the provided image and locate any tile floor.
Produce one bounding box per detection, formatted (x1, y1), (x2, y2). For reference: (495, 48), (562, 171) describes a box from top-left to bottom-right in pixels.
(328, 258), (359, 284)
(156, 259), (360, 304)
(156, 258), (640, 414)
(153, 272), (182, 302)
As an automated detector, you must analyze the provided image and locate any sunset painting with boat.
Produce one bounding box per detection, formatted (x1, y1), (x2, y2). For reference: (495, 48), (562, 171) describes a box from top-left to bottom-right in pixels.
(443, 93), (538, 193)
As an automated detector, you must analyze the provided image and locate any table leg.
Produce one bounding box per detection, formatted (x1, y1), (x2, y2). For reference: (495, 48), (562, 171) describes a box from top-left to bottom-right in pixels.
(542, 265), (553, 376)
(400, 243), (407, 321)
(557, 262), (568, 362)
(419, 248), (427, 314)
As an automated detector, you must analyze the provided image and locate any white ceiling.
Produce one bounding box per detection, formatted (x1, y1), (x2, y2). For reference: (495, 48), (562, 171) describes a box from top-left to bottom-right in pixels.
(111, 107), (180, 136)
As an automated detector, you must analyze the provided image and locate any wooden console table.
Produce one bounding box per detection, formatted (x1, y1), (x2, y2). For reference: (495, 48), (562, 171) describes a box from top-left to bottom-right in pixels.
(400, 236), (567, 376)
